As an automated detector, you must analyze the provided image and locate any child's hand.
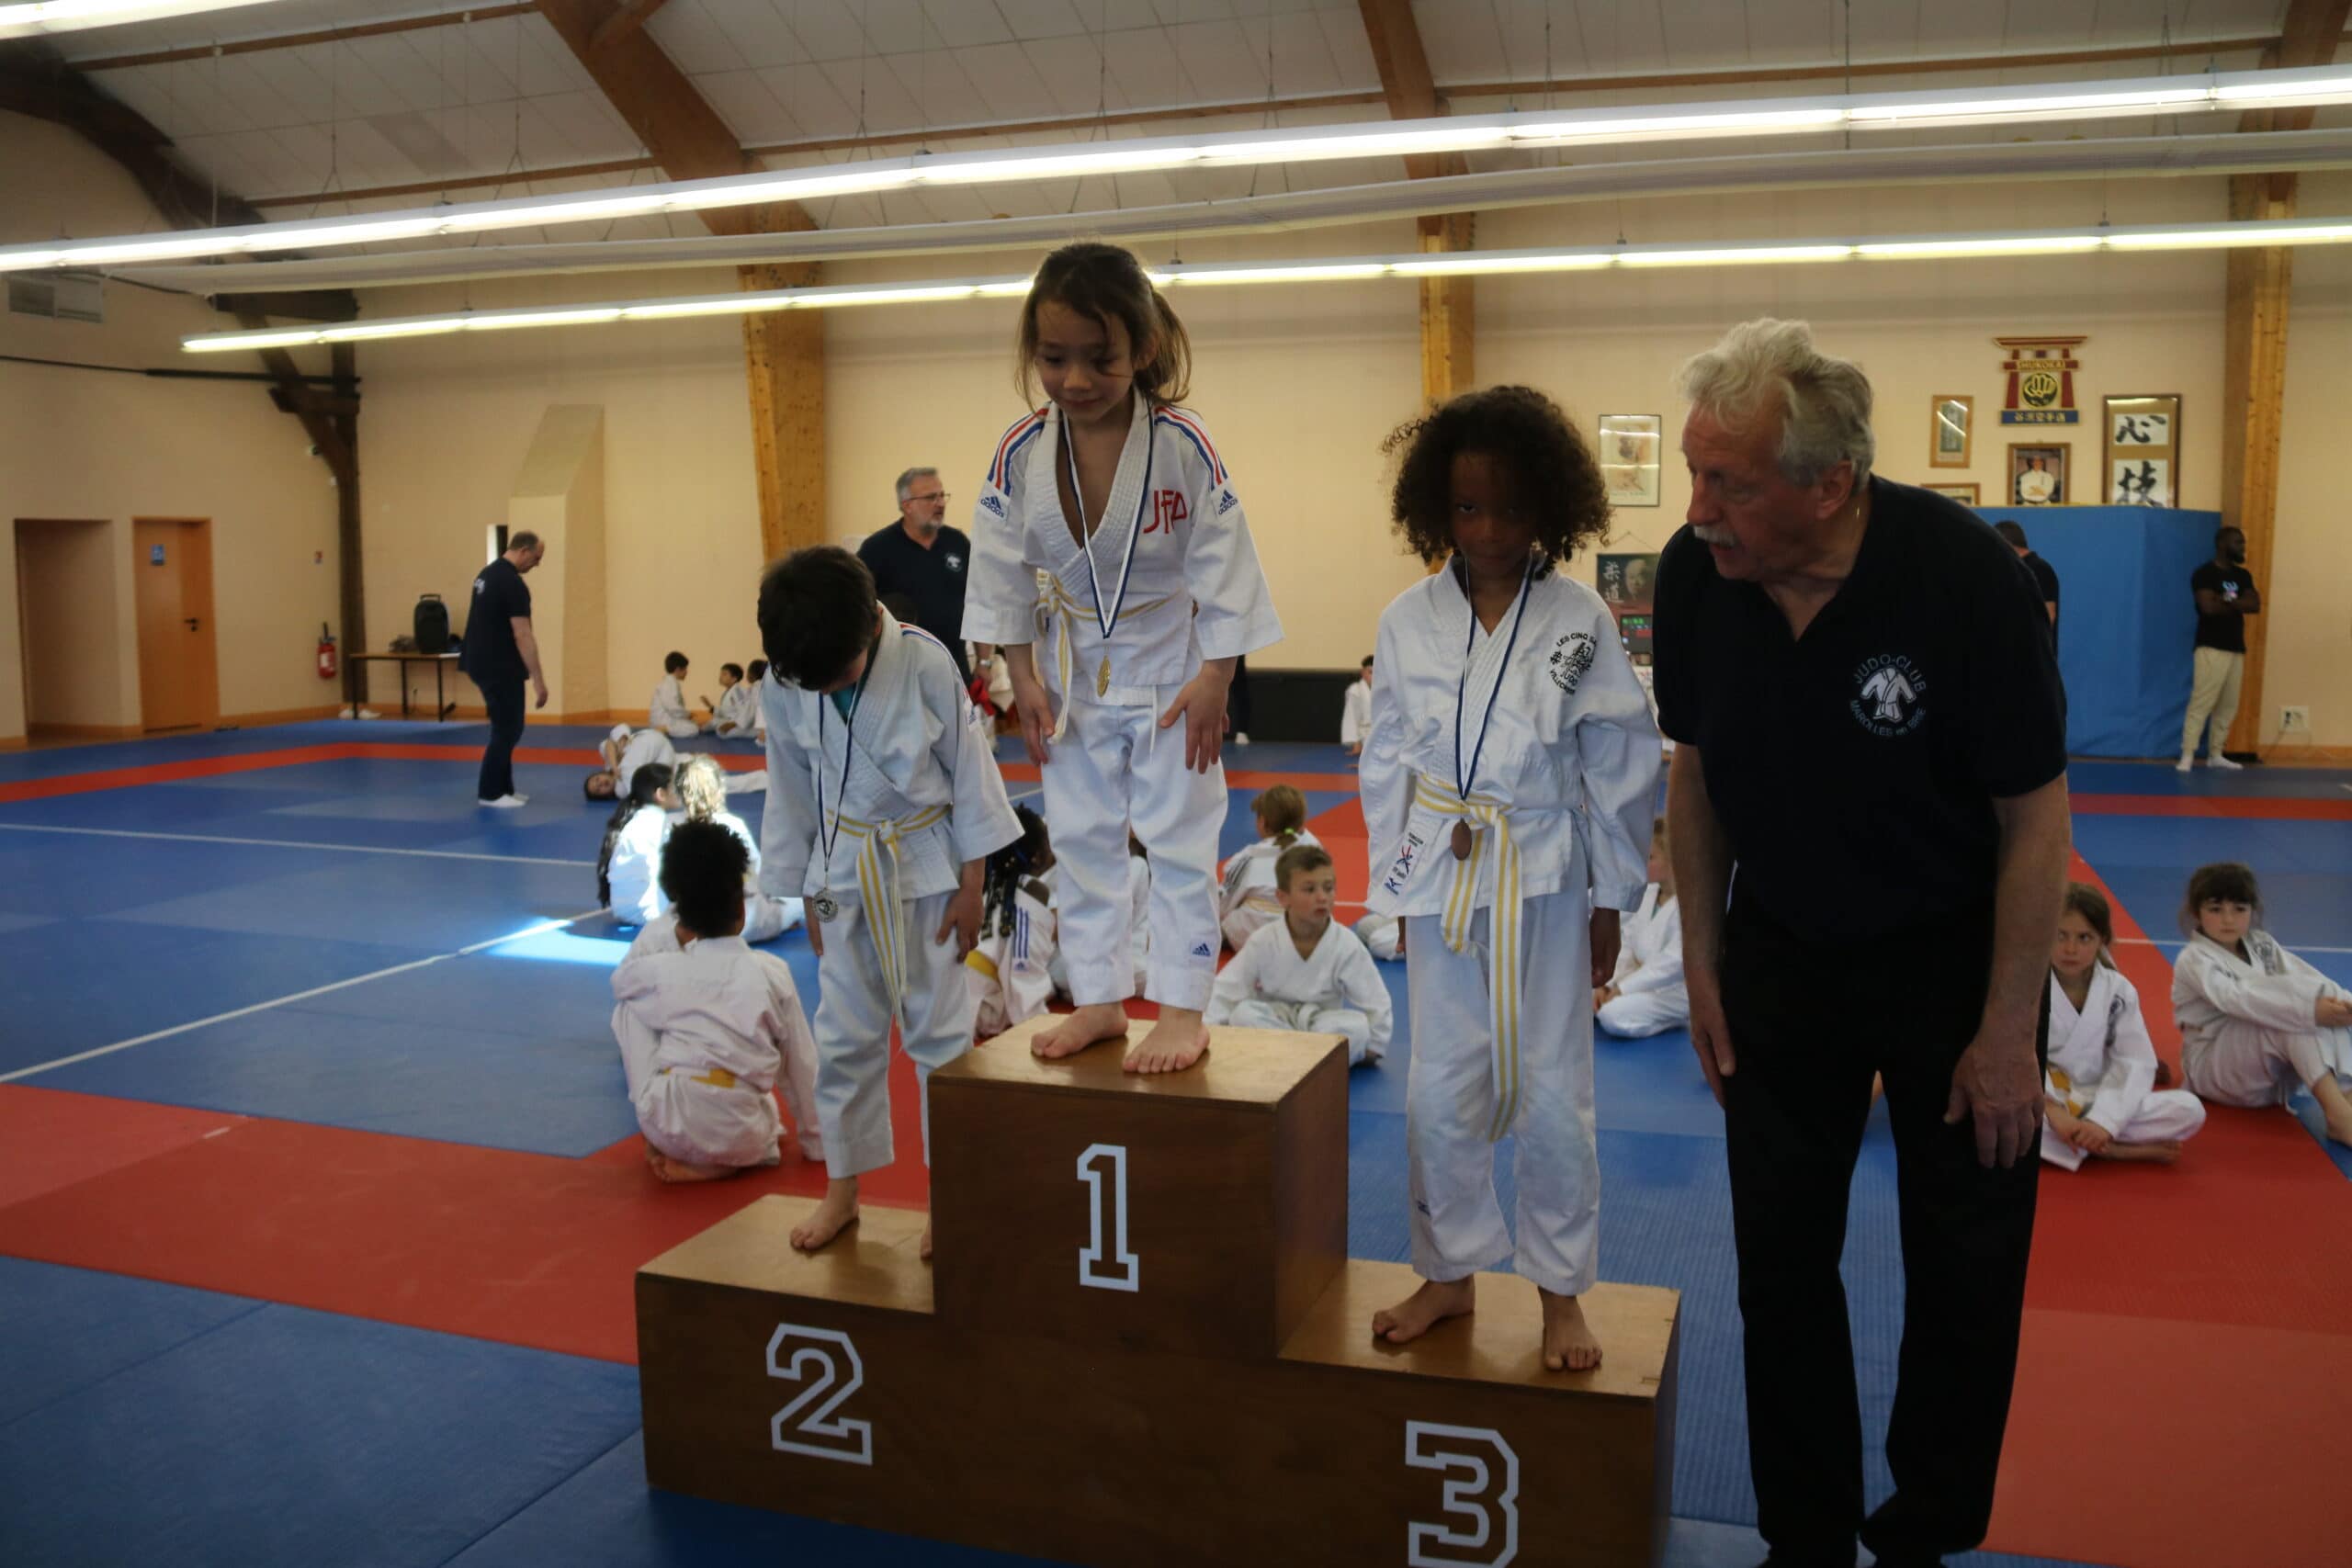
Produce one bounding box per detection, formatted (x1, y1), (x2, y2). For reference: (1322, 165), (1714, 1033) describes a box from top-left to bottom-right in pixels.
(936, 879), (984, 958)
(1008, 665), (1056, 766)
(2069, 1119), (2112, 1155)
(1159, 670), (1230, 773)
(2317, 995), (2352, 1029)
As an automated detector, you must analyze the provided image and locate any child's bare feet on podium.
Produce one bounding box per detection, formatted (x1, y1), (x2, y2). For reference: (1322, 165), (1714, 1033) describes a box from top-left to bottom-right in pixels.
(791, 1177), (860, 1251)
(645, 1147), (739, 1184)
(1033, 1002), (1128, 1060)
(1372, 1276), (1475, 1345)
(1126, 1007), (1208, 1074)
(1539, 1289), (1603, 1372)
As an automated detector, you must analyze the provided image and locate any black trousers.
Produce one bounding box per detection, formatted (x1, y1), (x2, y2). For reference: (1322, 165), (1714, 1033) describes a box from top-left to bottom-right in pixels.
(1720, 897), (2043, 1567)
(477, 676), (525, 801)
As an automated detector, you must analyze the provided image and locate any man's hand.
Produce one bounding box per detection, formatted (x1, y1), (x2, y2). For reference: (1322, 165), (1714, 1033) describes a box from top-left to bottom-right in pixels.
(935, 873), (984, 958)
(1008, 665), (1056, 765)
(531, 676), (548, 710)
(1158, 667), (1231, 773)
(1687, 965), (1736, 1106)
(1589, 908), (1621, 988)
(1944, 1031), (2044, 1168)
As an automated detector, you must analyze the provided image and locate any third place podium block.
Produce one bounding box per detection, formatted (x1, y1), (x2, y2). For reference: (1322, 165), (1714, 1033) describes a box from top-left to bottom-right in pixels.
(639, 1019), (1682, 1566)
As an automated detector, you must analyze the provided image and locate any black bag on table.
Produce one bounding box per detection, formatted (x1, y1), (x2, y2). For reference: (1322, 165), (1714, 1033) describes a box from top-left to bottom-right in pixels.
(413, 592), (450, 654)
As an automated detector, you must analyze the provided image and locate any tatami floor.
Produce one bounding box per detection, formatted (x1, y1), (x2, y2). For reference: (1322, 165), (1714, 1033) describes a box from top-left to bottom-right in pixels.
(1, 720), (2346, 1567)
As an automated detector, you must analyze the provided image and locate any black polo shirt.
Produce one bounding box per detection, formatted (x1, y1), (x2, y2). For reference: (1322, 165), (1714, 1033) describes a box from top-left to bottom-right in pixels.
(1653, 478), (2067, 944)
(2190, 561), (2255, 653)
(859, 520), (974, 681)
(458, 557), (531, 684)
(2022, 551), (2060, 652)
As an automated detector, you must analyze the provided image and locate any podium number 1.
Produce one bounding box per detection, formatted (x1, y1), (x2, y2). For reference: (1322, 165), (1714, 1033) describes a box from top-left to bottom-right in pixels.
(766, 1325), (874, 1466)
(1077, 1142), (1139, 1292)
(1405, 1421), (1520, 1567)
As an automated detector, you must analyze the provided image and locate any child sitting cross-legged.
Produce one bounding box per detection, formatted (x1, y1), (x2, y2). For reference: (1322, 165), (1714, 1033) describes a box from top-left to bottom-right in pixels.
(1206, 842), (1391, 1066)
(609, 818), (823, 1183)
(2042, 881), (2205, 1168)
(1218, 784), (1319, 952)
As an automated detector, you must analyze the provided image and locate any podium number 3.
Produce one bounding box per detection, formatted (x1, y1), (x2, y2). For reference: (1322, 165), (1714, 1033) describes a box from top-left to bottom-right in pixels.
(1405, 1421), (1519, 1567)
(766, 1325), (874, 1466)
(1077, 1142), (1139, 1292)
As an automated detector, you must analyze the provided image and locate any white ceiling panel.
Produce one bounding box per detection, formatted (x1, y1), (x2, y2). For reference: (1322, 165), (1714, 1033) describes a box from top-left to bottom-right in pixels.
(1165, 16), (1268, 97)
(994, 0), (1091, 42)
(775, 0), (872, 62)
(922, 0), (1015, 49)
(694, 67), (806, 142)
(352, 107), (472, 180)
(861, 0), (929, 52)
(646, 0), (760, 74)
(771, 59), (877, 139)
(876, 44), (994, 130)
(956, 39), (1064, 122)
(704, 0), (819, 71)
(340, 34), (458, 115)
(1237, 8), (1351, 96)
(2001, 0), (2104, 51)
(1315, 4), (1378, 85)
(1018, 31), (1119, 115)
(1102, 24), (1208, 110)
(1415, 0), (1505, 85)
(236, 47), (339, 125)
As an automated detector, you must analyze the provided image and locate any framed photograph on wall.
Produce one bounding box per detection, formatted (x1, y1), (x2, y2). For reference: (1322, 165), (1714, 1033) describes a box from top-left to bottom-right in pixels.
(1596, 552), (1659, 611)
(1930, 395), (1973, 468)
(2105, 393), (2180, 506)
(1598, 413), (1662, 507)
(2007, 443), (2069, 505)
(1924, 481), (1981, 504)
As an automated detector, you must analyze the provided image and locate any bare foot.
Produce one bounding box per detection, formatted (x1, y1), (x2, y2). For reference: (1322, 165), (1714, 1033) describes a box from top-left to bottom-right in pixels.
(1125, 1007), (1209, 1075)
(2095, 1140), (2184, 1164)
(1033, 1002), (1129, 1060)
(920, 1216), (934, 1261)
(645, 1147), (741, 1184)
(1372, 1276), (1476, 1346)
(790, 1177), (860, 1251)
(1539, 1288), (1603, 1371)
(2324, 1115), (2352, 1151)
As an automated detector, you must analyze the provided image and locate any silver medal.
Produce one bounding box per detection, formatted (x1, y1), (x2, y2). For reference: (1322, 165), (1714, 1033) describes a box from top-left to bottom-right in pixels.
(810, 891), (840, 922)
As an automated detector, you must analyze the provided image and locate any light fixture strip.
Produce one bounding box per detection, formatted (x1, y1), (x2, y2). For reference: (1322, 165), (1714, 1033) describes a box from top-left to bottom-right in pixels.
(0, 0), (287, 41)
(21, 63), (2352, 275)
(178, 218), (2352, 354)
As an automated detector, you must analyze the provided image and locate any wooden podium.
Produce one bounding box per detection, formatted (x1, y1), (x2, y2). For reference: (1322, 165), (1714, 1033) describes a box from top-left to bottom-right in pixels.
(638, 1020), (1681, 1566)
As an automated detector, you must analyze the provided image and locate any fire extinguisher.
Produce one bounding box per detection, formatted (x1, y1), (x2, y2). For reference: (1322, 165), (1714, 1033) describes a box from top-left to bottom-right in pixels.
(317, 624), (338, 681)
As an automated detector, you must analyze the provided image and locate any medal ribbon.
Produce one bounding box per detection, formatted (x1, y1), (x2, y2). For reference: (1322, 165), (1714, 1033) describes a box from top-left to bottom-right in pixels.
(1050, 409), (1154, 730)
(814, 643), (877, 879)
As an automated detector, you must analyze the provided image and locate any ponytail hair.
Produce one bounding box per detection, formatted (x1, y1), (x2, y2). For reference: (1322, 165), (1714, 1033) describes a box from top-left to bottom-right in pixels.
(1252, 784), (1307, 847)
(1015, 242), (1193, 409)
(674, 753), (728, 825)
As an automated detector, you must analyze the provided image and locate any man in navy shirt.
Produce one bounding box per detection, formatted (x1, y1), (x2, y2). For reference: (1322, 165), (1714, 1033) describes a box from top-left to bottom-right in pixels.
(458, 532), (547, 807)
(1654, 320), (2071, 1568)
(858, 467), (981, 683)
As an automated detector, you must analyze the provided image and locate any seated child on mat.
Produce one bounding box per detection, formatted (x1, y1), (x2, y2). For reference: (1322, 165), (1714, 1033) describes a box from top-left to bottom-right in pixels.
(710, 662), (757, 738)
(673, 754), (802, 942)
(1206, 842), (1390, 1066)
(598, 761), (675, 927)
(1594, 816), (1687, 1040)
(1219, 784), (1318, 952)
(967, 805), (1058, 1038)
(609, 819), (823, 1182)
(650, 650), (706, 738)
(1340, 654), (1374, 758)
(2042, 881), (2205, 1168)
(2172, 861), (2352, 1148)
(585, 723), (675, 801)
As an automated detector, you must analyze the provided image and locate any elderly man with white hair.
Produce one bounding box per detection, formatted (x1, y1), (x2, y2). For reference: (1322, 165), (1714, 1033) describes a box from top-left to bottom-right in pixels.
(857, 465), (987, 683)
(1652, 320), (2071, 1568)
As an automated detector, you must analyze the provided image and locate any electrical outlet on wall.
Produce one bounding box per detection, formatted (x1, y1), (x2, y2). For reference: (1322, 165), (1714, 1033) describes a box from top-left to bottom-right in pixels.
(2280, 705), (2310, 733)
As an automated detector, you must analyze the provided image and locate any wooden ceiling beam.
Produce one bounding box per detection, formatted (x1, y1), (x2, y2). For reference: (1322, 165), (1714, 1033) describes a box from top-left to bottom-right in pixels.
(1357, 0), (1472, 405)
(592, 0), (671, 54)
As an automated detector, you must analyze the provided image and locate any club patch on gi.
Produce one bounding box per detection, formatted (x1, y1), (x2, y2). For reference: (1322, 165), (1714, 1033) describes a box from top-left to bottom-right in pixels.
(1851, 653), (1928, 738)
(1549, 631), (1597, 694)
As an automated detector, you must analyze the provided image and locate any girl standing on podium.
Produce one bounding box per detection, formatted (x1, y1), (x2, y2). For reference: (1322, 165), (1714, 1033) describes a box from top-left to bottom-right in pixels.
(962, 242), (1283, 1075)
(1360, 386), (1661, 1372)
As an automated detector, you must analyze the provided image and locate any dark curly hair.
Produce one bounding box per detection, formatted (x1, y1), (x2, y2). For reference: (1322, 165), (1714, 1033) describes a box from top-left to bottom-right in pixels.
(759, 546), (879, 691)
(1383, 385), (1612, 567)
(659, 818), (752, 939)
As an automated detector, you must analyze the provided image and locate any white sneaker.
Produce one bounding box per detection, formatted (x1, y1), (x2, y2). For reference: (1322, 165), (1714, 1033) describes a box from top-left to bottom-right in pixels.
(2211, 754), (2245, 771)
(2176, 753), (2195, 773)
(1232, 731), (1250, 745)
(479, 794), (528, 808)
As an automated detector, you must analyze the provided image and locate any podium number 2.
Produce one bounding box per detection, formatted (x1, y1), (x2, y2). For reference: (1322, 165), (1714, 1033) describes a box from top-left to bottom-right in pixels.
(1077, 1142), (1139, 1292)
(766, 1325), (874, 1466)
(1405, 1421), (1519, 1567)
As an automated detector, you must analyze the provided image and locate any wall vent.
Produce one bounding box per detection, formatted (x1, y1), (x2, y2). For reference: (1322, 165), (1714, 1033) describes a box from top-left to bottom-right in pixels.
(6, 271), (104, 323)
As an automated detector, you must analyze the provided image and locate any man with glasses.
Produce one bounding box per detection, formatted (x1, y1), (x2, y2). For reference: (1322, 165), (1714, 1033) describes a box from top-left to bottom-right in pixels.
(859, 466), (985, 682)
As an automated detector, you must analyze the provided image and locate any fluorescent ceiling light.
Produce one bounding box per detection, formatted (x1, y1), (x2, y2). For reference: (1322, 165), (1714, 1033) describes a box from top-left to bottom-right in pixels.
(181, 217), (2352, 355)
(0, 0), (285, 39)
(31, 64), (2352, 276)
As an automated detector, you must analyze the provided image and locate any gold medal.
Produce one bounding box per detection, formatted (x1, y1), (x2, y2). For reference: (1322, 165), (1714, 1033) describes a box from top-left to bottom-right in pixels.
(1451, 821), (1474, 862)
(1097, 657), (1112, 696)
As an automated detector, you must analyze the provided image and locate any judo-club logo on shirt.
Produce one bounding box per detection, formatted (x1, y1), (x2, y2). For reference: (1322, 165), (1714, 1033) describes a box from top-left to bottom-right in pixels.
(1850, 653), (1928, 738)
(1145, 491), (1189, 534)
(944, 553), (965, 574)
(1549, 631), (1596, 694)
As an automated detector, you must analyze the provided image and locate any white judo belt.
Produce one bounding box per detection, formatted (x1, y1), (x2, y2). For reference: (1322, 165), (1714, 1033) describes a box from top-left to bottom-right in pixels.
(1042, 575), (1172, 740)
(1414, 777), (1527, 1143)
(830, 802), (952, 1024)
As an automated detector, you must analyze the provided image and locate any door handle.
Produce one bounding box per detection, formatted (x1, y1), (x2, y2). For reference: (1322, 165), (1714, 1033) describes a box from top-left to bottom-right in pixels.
(186, 617), (200, 631)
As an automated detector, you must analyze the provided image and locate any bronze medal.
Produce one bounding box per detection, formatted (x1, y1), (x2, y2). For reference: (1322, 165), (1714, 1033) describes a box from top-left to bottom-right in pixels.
(1451, 821), (1473, 861)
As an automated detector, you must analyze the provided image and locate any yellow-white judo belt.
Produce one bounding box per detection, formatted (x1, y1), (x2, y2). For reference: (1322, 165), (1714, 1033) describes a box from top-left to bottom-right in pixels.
(1042, 575), (1172, 741)
(1414, 777), (1526, 1142)
(829, 802), (952, 1024)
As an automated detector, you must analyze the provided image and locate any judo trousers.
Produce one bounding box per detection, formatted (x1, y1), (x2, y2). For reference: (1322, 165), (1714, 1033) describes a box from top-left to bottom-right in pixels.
(1721, 897), (2043, 1567)
(811, 889), (976, 1180)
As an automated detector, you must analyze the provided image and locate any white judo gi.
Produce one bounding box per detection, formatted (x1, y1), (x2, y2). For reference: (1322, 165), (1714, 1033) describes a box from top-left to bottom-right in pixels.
(1362, 558), (1660, 1298)
(695, 807), (804, 942)
(1340, 679), (1374, 749)
(607, 726), (676, 799)
(1597, 884), (1688, 1039)
(2173, 931), (2352, 1110)
(761, 614), (1021, 1179)
(963, 397), (1282, 1011)
(713, 682), (758, 738)
(650, 674), (702, 739)
(610, 915), (823, 1168)
(1043, 855), (1148, 998)
(1218, 829), (1324, 953)
(1354, 913), (1402, 962)
(605, 805), (670, 927)
(1206, 916), (1393, 1066)
(966, 875), (1057, 1038)
(2040, 965), (2205, 1169)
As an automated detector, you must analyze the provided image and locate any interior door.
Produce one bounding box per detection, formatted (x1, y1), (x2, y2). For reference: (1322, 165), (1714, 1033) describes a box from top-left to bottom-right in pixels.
(133, 518), (219, 733)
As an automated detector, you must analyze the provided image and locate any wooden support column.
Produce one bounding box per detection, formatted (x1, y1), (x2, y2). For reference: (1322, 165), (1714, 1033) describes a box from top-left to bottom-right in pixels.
(534, 0), (827, 559)
(1359, 0), (1475, 405)
(2219, 0), (2347, 755)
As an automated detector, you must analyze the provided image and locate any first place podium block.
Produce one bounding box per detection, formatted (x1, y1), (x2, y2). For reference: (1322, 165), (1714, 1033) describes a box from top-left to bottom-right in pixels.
(638, 1019), (1681, 1566)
